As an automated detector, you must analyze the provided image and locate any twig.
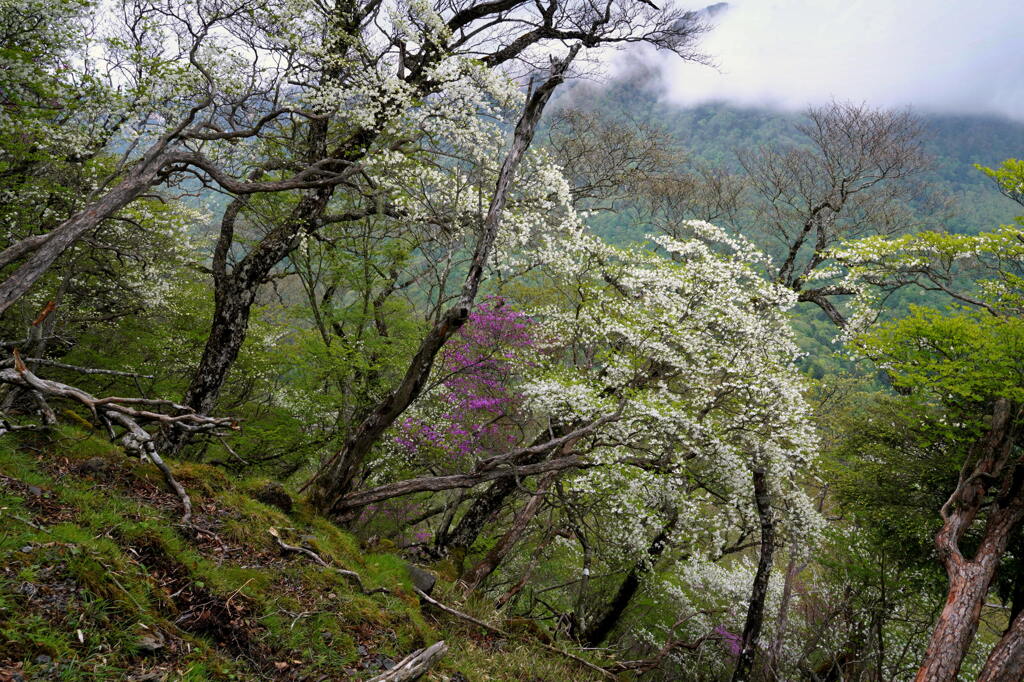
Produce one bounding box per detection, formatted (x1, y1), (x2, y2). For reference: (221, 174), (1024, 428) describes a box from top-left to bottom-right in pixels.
(413, 587), (616, 679)
(268, 528), (389, 596)
(0, 357), (155, 378)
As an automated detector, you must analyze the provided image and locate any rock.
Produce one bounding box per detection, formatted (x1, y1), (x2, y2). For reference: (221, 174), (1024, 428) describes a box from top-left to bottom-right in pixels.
(33, 655), (51, 665)
(407, 564), (436, 595)
(78, 457), (110, 476)
(252, 481), (293, 513)
(26, 485), (42, 497)
(136, 628), (165, 654)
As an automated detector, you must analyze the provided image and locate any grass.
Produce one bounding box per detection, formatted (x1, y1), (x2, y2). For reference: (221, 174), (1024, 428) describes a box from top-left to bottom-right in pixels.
(0, 426), (603, 681)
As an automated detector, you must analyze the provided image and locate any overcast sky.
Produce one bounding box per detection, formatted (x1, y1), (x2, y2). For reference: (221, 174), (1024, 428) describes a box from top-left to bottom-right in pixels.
(643, 0), (1024, 121)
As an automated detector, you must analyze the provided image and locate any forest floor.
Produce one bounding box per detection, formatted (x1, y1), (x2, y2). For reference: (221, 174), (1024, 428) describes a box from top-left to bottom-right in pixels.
(0, 426), (603, 681)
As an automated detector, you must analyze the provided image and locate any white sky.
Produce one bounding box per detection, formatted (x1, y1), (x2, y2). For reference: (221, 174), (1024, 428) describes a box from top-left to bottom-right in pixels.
(643, 0), (1024, 120)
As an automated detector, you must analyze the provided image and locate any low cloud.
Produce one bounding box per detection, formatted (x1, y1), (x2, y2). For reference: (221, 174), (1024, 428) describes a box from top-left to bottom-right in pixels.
(643, 0), (1024, 120)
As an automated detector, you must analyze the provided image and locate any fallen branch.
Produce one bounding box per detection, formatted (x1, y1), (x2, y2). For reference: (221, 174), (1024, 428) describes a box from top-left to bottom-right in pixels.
(0, 359), (237, 524)
(413, 587), (616, 679)
(329, 404), (627, 515)
(268, 528), (389, 596)
(367, 640), (448, 682)
(0, 357), (155, 379)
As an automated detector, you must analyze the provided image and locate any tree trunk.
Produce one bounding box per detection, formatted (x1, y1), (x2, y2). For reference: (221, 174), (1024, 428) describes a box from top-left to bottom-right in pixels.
(461, 470), (556, 592)
(0, 146), (176, 316)
(437, 445), (553, 558)
(435, 422), (573, 558)
(977, 607), (1024, 682)
(162, 186), (334, 454)
(732, 467), (776, 682)
(916, 562), (995, 682)
(915, 399), (1019, 682)
(581, 509), (679, 647)
(764, 553), (802, 680)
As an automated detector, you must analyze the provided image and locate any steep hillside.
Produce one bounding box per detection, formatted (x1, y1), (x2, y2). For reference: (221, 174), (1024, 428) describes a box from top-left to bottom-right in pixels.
(0, 428), (607, 681)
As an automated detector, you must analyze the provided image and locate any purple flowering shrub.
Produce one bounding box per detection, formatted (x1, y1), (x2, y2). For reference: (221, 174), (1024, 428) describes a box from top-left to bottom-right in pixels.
(393, 297), (535, 470)
(714, 625), (743, 657)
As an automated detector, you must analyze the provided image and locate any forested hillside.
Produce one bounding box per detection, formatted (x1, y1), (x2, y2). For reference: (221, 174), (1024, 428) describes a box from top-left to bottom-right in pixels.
(558, 63), (1024, 239)
(550, 66), (1024, 378)
(2, 1), (1024, 681)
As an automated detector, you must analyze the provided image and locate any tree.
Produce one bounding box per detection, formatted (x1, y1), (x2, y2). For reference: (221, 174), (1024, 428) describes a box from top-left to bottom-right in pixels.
(318, 221), (821, 676)
(300, 0), (709, 512)
(738, 101), (929, 327)
(0, 0), (351, 316)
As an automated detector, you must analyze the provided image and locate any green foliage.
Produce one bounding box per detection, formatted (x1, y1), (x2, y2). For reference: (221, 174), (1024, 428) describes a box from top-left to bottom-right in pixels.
(976, 158), (1024, 207)
(858, 307), (1024, 406)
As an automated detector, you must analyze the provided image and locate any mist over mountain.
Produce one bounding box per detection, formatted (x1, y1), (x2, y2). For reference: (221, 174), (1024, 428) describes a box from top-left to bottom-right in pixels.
(558, 61), (1024, 235)
(652, 0), (1024, 121)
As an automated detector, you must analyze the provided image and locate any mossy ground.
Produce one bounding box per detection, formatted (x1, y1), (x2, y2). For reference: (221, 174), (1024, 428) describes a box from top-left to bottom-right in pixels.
(0, 426), (602, 681)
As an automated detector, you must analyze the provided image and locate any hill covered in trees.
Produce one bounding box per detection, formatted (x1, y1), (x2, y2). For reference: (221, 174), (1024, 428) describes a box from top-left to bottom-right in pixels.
(556, 62), (1024, 241)
(3, 1), (1024, 681)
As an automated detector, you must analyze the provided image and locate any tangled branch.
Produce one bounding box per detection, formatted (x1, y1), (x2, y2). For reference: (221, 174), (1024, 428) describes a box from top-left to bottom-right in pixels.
(0, 354), (237, 524)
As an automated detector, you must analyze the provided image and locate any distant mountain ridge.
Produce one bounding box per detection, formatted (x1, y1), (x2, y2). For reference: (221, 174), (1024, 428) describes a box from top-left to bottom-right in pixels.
(558, 64), (1024, 235)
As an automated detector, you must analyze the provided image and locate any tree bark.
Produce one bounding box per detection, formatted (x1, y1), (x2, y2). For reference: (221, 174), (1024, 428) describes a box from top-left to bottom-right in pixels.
(978, 607), (1024, 682)
(915, 399), (1020, 682)
(461, 470), (557, 592)
(732, 467), (776, 682)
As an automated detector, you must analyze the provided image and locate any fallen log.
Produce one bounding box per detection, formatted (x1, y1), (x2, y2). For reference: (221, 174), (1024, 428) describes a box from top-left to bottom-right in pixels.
(367, 641), (448, 682)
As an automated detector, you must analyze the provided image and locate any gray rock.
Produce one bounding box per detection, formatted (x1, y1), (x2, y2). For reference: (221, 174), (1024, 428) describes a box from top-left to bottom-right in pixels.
(252, 481), (293, 513)
(407, 564), (436, 595)
(79, 457), (110, 476)
(137, 629), (165, 654)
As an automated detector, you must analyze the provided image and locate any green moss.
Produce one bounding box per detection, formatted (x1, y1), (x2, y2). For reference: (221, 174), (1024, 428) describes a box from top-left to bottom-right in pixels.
(0, 424), (605, 680)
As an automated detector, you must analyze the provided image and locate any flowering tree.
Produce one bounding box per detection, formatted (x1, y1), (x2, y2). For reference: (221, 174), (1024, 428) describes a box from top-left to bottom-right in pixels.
(821, 160), (1024, 681)
(316, 220), (822, 672)
(394, 298), (535, 469)
(298, 0), (710, 512)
